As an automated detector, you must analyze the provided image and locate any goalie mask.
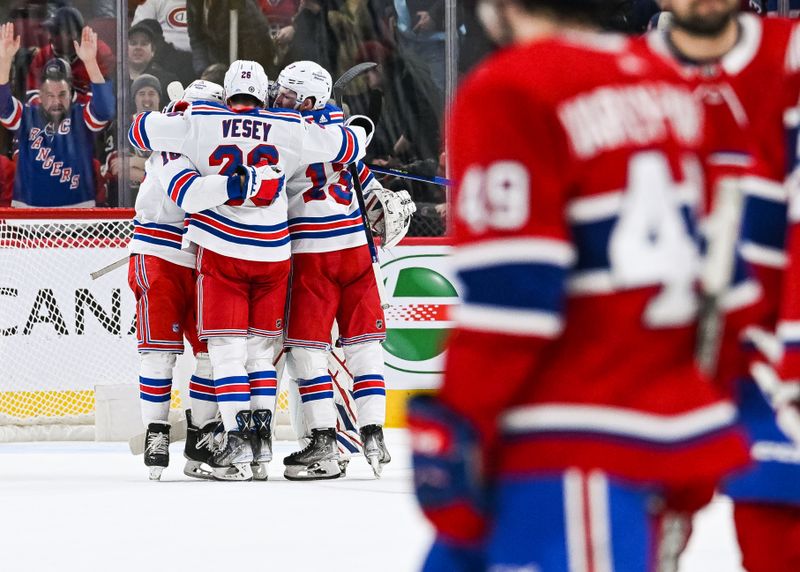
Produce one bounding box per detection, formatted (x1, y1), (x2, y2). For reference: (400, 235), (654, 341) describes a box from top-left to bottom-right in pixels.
(365, 188), (417, 249)
(224, 60), (270, 106)
(276, 61), (332, 110)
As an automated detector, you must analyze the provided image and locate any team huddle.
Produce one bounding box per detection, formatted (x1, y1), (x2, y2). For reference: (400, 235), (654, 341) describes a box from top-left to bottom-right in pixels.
(126, 58), (415, 482)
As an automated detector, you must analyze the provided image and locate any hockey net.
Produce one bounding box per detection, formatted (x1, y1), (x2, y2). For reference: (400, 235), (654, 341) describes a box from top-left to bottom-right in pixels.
(0, 209), (303, 442)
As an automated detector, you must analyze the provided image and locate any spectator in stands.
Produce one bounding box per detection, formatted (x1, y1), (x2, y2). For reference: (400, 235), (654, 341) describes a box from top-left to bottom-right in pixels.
(276, 0), (337, 72)
(354, 41), (442, 165)
(102, 76), (158, 206)
(391, 0), (445, 91)
(327, 0), (379, 78)
(0, 24), (114, 208)
(133, 0), (191, 52)
(131, 6), (195, 85)
(25, 7), (115, 104)
(128, 20), (179, 105)
(0, 153), (13, 207)
(200, 62), (226, 85)
(186, 0), (277, 75)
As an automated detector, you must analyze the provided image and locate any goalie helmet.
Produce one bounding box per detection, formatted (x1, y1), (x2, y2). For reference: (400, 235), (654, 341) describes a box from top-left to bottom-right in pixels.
(224, 60), (269, 106)
(276, 61), (332, 110)
(183, 79), (225, 103)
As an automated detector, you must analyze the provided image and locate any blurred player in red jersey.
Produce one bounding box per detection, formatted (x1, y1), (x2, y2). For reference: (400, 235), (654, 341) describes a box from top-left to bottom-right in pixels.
(406, 0), (751, 570)
(646, 2), (800, 570)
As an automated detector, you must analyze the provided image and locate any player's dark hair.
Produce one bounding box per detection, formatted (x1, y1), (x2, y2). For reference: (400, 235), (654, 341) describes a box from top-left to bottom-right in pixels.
(227, 93), (263, 108)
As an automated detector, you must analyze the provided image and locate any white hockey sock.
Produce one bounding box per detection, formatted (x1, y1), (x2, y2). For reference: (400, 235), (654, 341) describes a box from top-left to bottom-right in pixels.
(287, 347), (336, 429)
(139, 352), (177, 426)
(189, 352), (217, 426)
(246, 336), (279, 414)
(344, 342), (386, 427)
(208, 337), (249, 432)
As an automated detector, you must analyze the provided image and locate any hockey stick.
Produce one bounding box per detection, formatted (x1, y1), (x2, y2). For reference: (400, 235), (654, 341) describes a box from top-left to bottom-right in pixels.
(90, 256), (128, 280)
(696, 178), (744, 376)
(366, 164), (453, 187)
(332, 62), (390, 308)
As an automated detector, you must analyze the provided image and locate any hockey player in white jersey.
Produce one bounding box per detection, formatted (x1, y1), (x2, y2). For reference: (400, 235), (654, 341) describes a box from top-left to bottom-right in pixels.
(129, 79), (227, 480)
(275, 61), (416, 479)
(128, 60), (372, 481)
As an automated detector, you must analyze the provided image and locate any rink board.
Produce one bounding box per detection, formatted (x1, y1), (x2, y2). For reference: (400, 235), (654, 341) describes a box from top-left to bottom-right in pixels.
(0, 230), (454, 427)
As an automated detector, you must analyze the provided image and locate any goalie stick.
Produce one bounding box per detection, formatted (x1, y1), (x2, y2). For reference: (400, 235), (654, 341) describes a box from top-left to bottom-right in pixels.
(333, 62), (390, 308)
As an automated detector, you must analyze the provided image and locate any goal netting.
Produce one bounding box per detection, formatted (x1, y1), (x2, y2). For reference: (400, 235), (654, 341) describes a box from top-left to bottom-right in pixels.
(0, 209), (302, 442)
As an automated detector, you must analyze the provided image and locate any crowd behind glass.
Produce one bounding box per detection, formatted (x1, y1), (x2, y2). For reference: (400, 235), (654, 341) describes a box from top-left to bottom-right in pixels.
(0, 0), (786, 235)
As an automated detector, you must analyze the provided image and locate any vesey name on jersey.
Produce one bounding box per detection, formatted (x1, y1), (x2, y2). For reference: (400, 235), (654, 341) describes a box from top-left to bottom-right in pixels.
(557, 83), (702, 160)
(221, 118), (271, 141)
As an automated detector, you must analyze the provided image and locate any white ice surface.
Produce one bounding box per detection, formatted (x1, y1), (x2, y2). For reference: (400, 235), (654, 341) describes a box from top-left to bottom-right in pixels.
(0, 429), (744, 572)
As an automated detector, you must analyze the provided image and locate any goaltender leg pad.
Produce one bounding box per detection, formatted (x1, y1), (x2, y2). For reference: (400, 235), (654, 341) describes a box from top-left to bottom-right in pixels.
(343, 341), (386, 427)
(139, 352), (176, 426)
(407, 395), (487, 544)
(336, 245), (386, 346)
(288, 347), (337, 430)
(246, 336), (280, 413)
(208, 337), (249, 431)
(483, 470), (652, 572)
(128, 254), (194, 352)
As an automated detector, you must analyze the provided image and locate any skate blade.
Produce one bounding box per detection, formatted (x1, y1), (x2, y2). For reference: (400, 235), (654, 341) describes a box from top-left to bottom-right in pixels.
(148, 466), (165, 481)
(183, 460), (213, 480)
(283, 460), (342, 481)
(367, 455), (382, 478)
(252, 462), (269, 481)
(212, 463), (253, 481)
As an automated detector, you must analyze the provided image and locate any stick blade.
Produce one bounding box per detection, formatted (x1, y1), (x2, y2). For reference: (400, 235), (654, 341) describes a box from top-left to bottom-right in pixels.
(332, 62), (377, 91)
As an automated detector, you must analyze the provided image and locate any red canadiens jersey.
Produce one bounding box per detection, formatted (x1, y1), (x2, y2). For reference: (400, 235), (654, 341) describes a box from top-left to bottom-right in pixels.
(440, 31), (749, 487)
(649, 15), (800, 385)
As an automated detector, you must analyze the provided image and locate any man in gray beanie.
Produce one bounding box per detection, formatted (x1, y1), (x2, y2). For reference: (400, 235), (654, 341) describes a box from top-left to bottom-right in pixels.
(132, 73), (162, 113)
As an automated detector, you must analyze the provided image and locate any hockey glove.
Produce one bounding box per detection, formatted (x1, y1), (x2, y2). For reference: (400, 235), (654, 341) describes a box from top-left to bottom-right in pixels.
(407, 395), (488, 545)
(745, 326), (800, 445)
(344, 114), (375, 147)
(232, 163), (285, 207)
(364, 187), (417, 249)
(751, 361), (800, 445)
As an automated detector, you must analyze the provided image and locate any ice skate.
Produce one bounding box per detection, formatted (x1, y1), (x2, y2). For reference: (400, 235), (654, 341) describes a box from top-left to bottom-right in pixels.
(183, 410), (219, 480)
(210, 411), (254, 481)
(251, 409), (273, 480)
(360, 424), (391, 478)
(144, 422), (170, 480)
(283, 428), (342, 480)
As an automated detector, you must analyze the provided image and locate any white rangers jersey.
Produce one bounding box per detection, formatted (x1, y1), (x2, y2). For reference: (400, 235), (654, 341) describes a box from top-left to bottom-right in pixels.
(130, 150), (238, 268)
(128, 101), (366, 262)
(287, 104), (381, 253)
